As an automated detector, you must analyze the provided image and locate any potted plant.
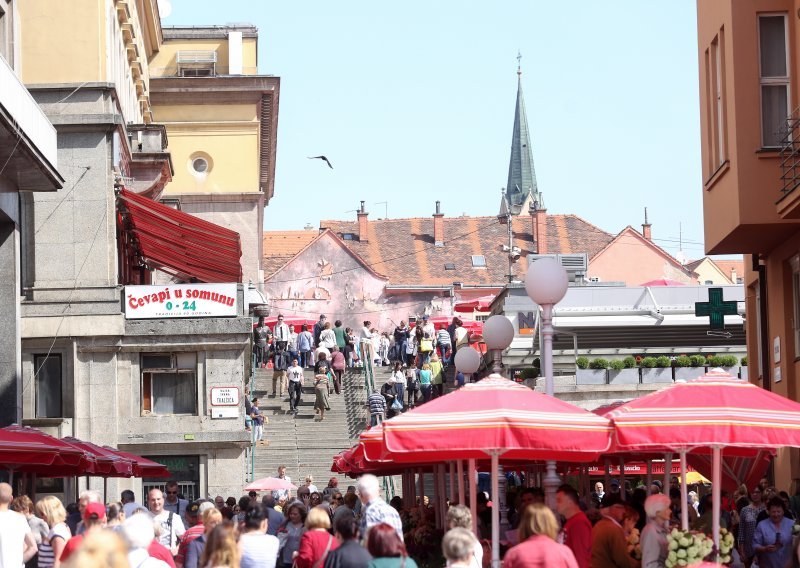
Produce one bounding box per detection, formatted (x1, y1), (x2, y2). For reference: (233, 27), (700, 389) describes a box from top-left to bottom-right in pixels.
(740, 355), (748, 380)
(641, 355), (673, 383)
(690, 354), (707, 371)
(577, 357), (608, 385)
(674, 355), (704, 381)
(609, 358), (640, 384)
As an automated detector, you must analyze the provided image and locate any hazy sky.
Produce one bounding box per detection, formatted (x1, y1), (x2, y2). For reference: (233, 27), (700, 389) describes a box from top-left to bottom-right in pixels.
(163, 1), (707, 257)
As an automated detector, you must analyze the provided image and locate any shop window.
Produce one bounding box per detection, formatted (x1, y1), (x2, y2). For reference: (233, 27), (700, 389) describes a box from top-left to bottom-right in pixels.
(142, 353), (197, 415)
(34, 354), (62, 418)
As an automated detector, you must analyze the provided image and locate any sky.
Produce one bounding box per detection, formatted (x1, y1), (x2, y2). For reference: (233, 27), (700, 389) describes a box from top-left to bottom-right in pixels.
(163, 1), (709, 258)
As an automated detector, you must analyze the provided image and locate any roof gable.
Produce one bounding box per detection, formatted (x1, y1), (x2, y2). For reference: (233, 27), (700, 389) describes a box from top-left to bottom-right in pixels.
(264, 229), (388, 281)
(592, 226), (694, 276)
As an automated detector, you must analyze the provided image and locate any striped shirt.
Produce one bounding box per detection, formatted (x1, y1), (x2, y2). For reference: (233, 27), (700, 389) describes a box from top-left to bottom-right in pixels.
(368, 392), (386, 415)
(361, 498), (404, 542)
(38, 522), (71, 568)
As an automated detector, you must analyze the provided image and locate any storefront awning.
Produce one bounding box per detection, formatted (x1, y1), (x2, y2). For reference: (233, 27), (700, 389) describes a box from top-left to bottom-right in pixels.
(117, 188), (242, 283)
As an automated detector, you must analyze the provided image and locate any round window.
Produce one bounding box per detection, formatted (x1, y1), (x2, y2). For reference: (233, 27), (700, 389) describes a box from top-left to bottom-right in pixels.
(192, 157), (209, 173)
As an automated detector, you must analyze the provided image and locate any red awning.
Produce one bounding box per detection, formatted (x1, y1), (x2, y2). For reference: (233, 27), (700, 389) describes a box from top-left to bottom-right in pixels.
(117, 188), (242, 283)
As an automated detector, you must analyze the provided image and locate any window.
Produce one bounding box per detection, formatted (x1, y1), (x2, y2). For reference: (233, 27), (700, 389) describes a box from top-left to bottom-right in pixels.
(471, 255), (486, 268)
(34, 354), (62, 418)
(342, 233), (355, 240)
(142, 353), (197, 415)
(736, 277), (743, 284)
(444, 263), (456, 270)
(180, 68), (213, 77)
(759, 14), (790, 148)
(703, 27), (727, 177)
(704, 280), (714, 285)
(192, 157), (208, 173)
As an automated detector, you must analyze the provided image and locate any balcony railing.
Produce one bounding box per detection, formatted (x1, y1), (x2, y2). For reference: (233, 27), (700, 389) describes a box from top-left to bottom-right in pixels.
(176, 50), (217, 64)
(779, 107), (800, 196)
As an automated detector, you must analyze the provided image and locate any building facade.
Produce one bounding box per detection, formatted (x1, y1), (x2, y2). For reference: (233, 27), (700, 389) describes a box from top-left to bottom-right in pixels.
(149, 25), (280, 285)
(696, 0), (800, 486)
(0, 0), (64, 428)
(15, 0), (256, 501)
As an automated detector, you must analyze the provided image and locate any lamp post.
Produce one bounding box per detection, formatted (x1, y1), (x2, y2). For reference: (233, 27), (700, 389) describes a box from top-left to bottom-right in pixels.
(525, 257), (569, 510)
(454, 346), (482, 541)
(482, 315), (516, 545)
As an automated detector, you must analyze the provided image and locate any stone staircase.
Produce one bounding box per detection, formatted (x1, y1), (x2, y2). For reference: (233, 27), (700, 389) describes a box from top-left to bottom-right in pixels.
(250, 364), (394, 490)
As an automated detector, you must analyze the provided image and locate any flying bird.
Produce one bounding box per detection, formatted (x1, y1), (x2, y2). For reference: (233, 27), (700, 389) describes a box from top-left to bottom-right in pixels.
(308, 155), (333, 169)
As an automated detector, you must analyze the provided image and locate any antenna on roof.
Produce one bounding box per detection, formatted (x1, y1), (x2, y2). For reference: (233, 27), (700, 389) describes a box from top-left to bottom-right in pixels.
(375, 201), (388, 219)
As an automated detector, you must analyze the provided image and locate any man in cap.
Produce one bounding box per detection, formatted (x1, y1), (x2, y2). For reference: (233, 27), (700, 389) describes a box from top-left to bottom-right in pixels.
(60, 502), (106, 563)
(175, 500), (213, 568)
(313, 315), (327, 348)
(591, 493), (637, 567)
(421, 314), (436, 340)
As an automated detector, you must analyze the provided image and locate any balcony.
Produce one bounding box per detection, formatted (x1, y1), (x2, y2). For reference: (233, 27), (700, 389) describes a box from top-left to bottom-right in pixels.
(777, 108), (800, 218)
(0, 55), (62, 191)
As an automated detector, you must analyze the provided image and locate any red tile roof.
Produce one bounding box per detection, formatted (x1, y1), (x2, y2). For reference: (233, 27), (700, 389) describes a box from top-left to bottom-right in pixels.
(713, 259), (745, 281)
(265, 214), (614, 286)
(262, 230), (318, 277)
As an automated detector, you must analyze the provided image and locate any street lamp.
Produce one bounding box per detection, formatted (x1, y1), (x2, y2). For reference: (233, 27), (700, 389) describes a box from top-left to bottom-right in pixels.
(525, 257), (569, 509)
(481, 314), (516, 546)
(454, 345), (481, 382)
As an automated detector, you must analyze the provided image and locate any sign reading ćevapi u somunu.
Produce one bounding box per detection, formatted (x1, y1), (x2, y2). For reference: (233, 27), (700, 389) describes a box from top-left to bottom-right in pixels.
(125, 283), (238, 319)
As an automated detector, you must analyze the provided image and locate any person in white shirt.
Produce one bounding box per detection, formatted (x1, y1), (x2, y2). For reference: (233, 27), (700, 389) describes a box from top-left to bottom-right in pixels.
(148, 488), (185, 555)
(124, 513), (171, 568)
(272, 466), (292, 502)
(162, 481), (190, 528)
(360, 321), (376, 366)
(445, 505), (483, 568)
(272, 315), (291, 349)
(391, 362), (406, 411)
(287, 359), (304, 414)
(319, 322), (337, 350)
(0, 482), (37, 568)
(421, 315), (436, 342)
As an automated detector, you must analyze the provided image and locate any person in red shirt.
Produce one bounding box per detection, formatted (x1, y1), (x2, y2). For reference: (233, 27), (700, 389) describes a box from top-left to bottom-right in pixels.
(294, 507), (339, 568)
(60, 502), (106, 562)
(556, 484), (592, 568)
(175, 500), (212, 568)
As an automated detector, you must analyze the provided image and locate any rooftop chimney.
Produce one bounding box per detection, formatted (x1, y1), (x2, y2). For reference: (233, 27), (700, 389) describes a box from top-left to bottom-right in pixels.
(433, 201), (444, 247)
(530, 201), (547, 254)
(642, 207), (652, 241)
(357, 201), (369, 242)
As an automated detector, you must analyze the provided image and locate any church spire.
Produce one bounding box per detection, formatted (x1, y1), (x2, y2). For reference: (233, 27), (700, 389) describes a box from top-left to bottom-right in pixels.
(501, 51), (540, 215)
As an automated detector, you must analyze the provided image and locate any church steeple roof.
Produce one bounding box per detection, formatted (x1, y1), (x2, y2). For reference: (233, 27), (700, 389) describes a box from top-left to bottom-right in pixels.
(501, 55), (541, 215)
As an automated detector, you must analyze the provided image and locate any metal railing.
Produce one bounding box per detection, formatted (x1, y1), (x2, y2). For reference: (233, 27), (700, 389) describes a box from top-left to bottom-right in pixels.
(176, 50), (217, 64)
(779, 107), (800, 196)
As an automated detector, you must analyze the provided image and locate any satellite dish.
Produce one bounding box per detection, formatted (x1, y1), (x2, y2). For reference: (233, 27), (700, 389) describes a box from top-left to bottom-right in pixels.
(157, 0), (172, 18)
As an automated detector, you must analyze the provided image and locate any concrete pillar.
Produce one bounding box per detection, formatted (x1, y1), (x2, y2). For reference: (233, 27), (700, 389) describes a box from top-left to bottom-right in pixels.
(0, 221), (21, 426)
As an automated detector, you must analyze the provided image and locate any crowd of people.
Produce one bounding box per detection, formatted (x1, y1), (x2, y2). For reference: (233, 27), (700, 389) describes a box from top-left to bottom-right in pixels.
(251, 314), (474, 426)
(6, 464), (799, 568)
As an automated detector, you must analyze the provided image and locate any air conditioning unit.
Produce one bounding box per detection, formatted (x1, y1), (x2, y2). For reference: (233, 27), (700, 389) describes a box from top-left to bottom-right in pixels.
(527, 253), (589, 282)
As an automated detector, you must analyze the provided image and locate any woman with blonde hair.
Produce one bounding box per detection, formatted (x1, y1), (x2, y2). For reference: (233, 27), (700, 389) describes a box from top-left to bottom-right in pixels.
(185, 508), (224, 568)
(11, 495), (49, 567)
(198, 522), (239, 568)
(294, 506), (339, 568)
(503, 503), (578, 568)
(35, 496), (71, 568)
(62, 529), (129, 568)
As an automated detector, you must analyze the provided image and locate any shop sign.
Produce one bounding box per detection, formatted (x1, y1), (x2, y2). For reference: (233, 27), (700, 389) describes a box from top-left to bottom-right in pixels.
(125, 283), (238, 319)
(210, 386), (240, 419)
(518, 311), (538, 335)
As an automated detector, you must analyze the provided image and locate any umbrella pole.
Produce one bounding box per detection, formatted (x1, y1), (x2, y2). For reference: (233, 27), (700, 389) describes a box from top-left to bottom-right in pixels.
(457, 460), (465, 505)
(449, 462), (456, 505)
(418, 469), (424, 514)
(680, 451), (689, 531)
(619, 457), (626, 501)
(469, 458), (478, 539)
(712, 446), (721, 556)
(604, 459), (611, 496)
(491, 451), (501, 568)
(104, 477), (108, 504)
(664, 453), (673, 491)
(409, 470), (416, 509)
(646, 460), (653, 491)
(439, 464), (448, 524)
(433, 466), (440, 529)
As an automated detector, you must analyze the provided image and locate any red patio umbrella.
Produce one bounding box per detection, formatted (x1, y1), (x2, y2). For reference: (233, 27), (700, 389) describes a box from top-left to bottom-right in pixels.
(0, 426), (96, 477)
(606, 369), (800, 549)
(244, 477), (297, 492)
(0, 429), (64, 467)
(639, 278), (687, 286)
(62, 438), (134, 477)
(259, 316), (317, 333)
(382, 374), (612, 567)
(105, 448), (170, 478)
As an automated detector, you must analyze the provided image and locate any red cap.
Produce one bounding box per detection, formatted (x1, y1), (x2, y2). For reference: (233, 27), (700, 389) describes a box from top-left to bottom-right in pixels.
(83, 502), (106, 522)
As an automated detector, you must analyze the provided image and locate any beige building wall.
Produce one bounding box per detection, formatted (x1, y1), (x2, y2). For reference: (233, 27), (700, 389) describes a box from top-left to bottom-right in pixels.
(150, 37), (258, 76)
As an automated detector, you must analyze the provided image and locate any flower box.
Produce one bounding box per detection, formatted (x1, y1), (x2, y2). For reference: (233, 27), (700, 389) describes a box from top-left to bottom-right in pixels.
(641, 368), (673, 384)
(576, 369), (607, 385)
(608, 368), (640, 384)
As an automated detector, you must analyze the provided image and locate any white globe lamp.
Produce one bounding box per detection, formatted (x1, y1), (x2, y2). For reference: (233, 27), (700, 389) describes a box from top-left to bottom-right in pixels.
(525, 257), (569, 306)
(454, 346), (481, 375)
(482, 315), (515, 350)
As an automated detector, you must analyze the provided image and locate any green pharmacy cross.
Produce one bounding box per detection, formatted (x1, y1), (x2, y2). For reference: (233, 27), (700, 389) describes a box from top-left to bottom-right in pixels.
(695, 287), (738, 330)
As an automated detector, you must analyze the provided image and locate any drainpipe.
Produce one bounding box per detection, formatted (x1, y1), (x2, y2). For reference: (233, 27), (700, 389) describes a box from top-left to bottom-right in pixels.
(754, 254), (771, 392)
